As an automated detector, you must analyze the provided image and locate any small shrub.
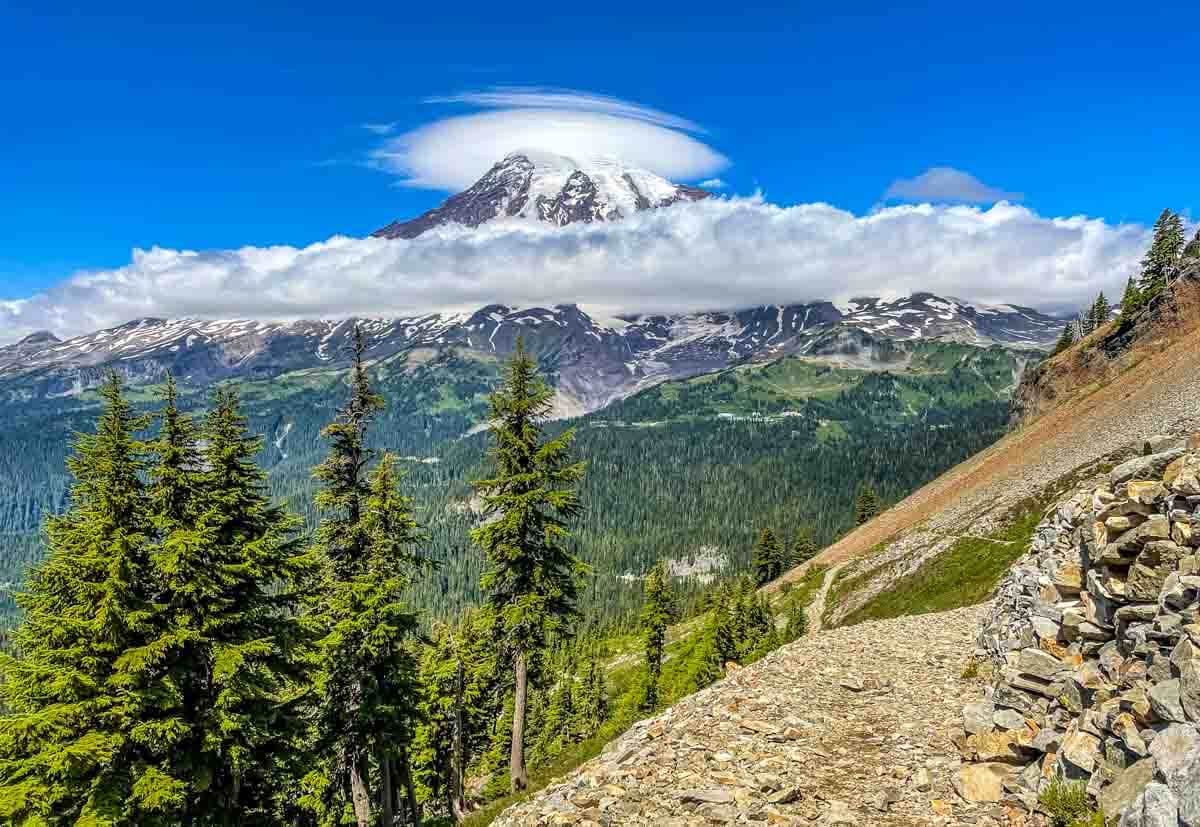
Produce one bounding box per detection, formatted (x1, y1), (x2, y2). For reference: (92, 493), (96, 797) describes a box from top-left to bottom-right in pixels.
(960, 659), (980, 680)
(1039, 779), (1104, 827)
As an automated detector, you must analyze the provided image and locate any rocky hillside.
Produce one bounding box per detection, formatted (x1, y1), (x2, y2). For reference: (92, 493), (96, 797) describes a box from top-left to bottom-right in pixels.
(1011, 261), (1200, 427)
(969, 439), (1200, 826)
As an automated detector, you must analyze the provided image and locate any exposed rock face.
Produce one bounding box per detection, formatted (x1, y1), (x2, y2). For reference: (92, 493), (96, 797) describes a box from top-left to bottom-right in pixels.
(972, 438), (1200, 825)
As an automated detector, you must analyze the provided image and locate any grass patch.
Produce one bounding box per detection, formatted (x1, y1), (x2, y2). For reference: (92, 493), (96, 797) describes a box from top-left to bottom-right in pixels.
(1039, 779), (1104, 827)
(839, 498), (1046, 626)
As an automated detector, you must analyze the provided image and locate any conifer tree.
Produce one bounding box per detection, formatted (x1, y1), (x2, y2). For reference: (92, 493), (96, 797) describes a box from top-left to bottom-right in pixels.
(783, 600), (809, 642)
(854, 485), (880, 525)
(690, 589), (733, 688)
(412, 609), (497, 822)
(1052, 322), (1075, 355)
(1185, 228), (1200, 261)
(639, 561), (677, 711)
(0, 373), (166, 824)
(789, 527), (819, 567)
(148, 381), (316, 823)
(752, 528), (783, 586)
(472, 339), (587, 793)
(1140, 208), (1185, 297)
(573, 655), (608, 735)
(1119, 277), (1144, 319)
(1091, 292), (1110, 329)
(308, 329), (431, 826)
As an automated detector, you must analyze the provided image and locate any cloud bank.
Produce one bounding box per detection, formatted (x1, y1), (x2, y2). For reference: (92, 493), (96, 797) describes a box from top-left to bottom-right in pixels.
(0, 198), (1149, 345)
(885, 167), (1024, 204)
(369, 87), (729, 190)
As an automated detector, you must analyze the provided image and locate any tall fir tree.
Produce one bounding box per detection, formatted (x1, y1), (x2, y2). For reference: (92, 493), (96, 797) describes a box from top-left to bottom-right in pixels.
(639, 561), (677, 711)
(1119, 276), (1144, 319)
(1091, 292), (1110, 329)
(1139, 208), (1185, 297)
(854, 485), (880, 526)
(751, 528), (783, 586)
(0, 373), (167, 824)
(307, 329), (430, 826)
(690, 588), (733, 688)
(472, 339), (587, 793)
(789, 527), (819, 567)
(1052, 322), (1076, 355)
(154, 383), (316, 824)
(783, 599), (809, 642)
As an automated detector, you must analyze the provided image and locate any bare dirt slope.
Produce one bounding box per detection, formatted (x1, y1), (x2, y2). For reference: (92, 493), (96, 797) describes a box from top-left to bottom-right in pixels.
(774, 312), (1200, 593)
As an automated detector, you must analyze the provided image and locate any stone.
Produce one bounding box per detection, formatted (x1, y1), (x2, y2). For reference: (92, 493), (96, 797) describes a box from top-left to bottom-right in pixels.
(1099, 758), (1156, 825)
(993, 708), (1028, 731)
(952, 763), (1012, 803)
(963, 701), (995, 735)
(913, 767), (932, 791)
(679, 789), (735, 805)
(1017, 647), (1071, 680)
(1120, 783), (1180, 827)
(1149, 724), (1200, 827)
(1059, 727), (1103, 775)
(1110, 449), (1186, 485)
(1181, 661), (1200, 722)
(1149, 679), (1188, 723)
(819, 801), (856, 825)
(1128, 480), (1169, 505)
(965, 730), (1030, 763)
(1053, 562), (1084, 594)
(1166, 454), (1200, 495)
(1128, 562), (1174, 602)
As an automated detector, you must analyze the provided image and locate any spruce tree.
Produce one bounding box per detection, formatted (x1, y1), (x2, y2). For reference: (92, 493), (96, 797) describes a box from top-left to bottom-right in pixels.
(789, 527), (819, 567)
(639, 561), (676, 711)
(308, 329), (431, 826)
(783, 600), (809, 642)
(1139, 208), (1185, 297)
(854, 485), (880, 525)
(751, 528), (782, 586)
(0, 373), (167, 824)
(1091, 292), (1109, 329)
(154, 383), (316, 823)
(690, 589), (733, 688)
(1119, 277), (1144, 319)
(1052, 323), (1075, 355)
(472, 339), (586, 793)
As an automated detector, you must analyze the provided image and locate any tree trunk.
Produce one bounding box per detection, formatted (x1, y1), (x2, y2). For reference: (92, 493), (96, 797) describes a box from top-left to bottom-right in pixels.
(379, 749), (394, 827)
(510, 648), (530, 792)
(451, 657), (467, 821)
(349, 749), (372, 827)
(400, 745), (421, 827)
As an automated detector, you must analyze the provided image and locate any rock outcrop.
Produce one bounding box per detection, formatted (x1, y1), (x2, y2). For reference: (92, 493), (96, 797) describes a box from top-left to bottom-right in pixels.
(972, 437), (1200, 824)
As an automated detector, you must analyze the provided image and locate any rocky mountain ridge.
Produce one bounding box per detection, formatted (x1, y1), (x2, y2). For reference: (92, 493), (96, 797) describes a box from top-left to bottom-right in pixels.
(0, 293), (1061, 409)
(371, 151), (710, 239)
(970, 438), (1200, 826)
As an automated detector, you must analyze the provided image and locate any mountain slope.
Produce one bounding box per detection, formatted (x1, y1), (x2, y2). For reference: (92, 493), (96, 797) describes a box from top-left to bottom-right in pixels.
(371, 151), (710, 239)
(0, 294), (1061, 412)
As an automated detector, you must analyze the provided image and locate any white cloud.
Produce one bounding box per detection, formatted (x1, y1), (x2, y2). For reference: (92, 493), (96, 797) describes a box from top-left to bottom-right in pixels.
(0, 199), (1150, 345)
(369, 88), (729, 191)
(362, 122), (399, 135)
(700, 178), (727, 189)
(884, 167), (1023, 203)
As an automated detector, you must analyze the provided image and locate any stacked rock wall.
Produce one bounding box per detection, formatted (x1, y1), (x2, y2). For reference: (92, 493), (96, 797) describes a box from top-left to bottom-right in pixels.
(968, 437), (1200, 825)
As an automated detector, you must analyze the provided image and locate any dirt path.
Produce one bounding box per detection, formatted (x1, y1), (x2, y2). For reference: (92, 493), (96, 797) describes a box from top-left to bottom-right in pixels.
(495, 605), (995, 826)
(805, 563), (844, 635)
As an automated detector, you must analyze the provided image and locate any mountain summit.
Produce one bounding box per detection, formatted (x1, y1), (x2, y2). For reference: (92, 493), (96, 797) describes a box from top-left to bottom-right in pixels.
(371, 151), (711, 239)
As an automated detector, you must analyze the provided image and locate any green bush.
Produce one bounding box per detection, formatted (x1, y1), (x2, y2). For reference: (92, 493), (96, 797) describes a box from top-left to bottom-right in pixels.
(1039, 779), (1104, 827)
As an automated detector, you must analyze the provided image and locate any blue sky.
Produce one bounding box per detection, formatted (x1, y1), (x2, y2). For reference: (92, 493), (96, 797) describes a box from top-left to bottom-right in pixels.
(0, 1), (1196, 336)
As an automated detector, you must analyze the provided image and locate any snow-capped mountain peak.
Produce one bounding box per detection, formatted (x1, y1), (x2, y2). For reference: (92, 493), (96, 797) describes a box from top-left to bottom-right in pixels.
(371, 151), (710, 239)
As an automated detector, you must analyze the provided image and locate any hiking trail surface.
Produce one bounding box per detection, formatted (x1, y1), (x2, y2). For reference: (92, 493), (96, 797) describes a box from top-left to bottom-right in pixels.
(495, 606), (997, 826)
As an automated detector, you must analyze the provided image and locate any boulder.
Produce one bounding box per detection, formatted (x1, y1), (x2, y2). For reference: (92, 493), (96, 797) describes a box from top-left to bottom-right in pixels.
(1060, 727), (1103, 776)
(1120, 783), (1181, 827)
(1149, 724), (1200, 826)
(1099, 758), (1155, 825)
(1181, 661), (1200, 723)
(1110, 449), (1186, 485)
(1149, 679), (1188, 723)
(963, 701), (996, 736)
(952, 763), (1012, 803)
